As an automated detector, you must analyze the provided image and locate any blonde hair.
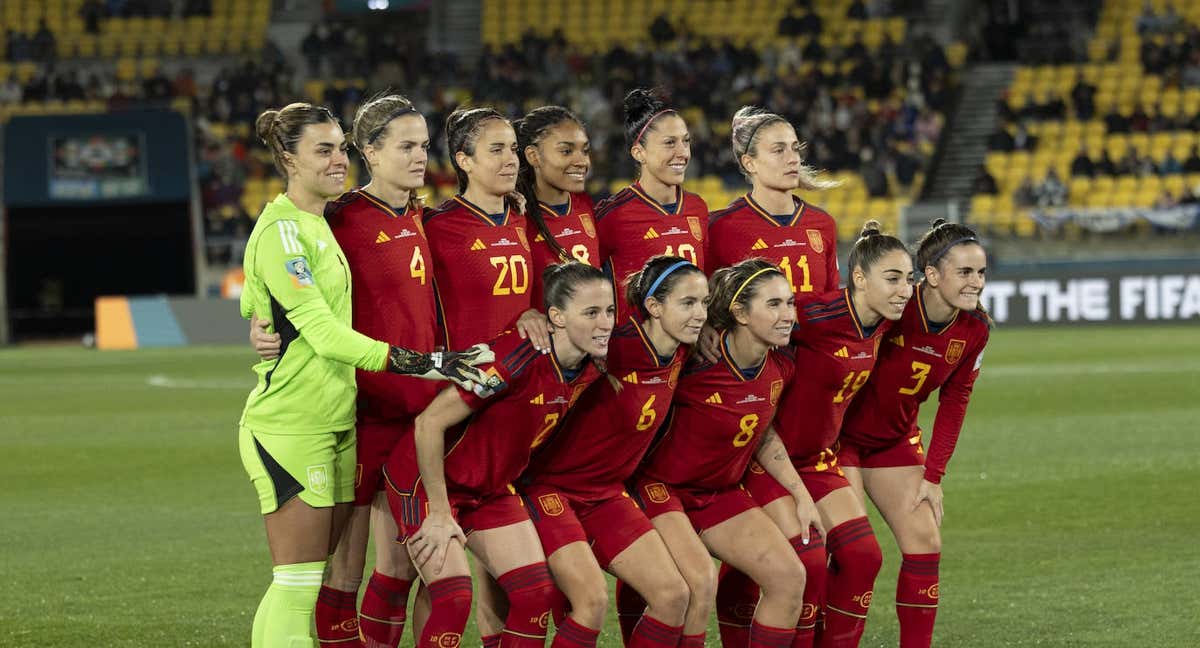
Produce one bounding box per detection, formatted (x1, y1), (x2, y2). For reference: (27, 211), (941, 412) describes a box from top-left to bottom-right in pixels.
(730, 105), (839, 191)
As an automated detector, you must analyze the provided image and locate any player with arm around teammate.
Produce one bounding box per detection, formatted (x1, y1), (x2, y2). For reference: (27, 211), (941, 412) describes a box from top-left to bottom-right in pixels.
(838, 220), (991, 648)
(628, 259), (825, 648)
(383, 262), (614, 648)
(238, 102), (493, 648)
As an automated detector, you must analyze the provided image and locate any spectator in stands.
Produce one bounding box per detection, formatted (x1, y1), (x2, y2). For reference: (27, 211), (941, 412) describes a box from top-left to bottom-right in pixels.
(778, 7), (804, 36)
(5, 29), (31, 62)
(649, 13), (676, 43)
(32, 20), (56, 63)
(798, 8), (822, 36)
(973, 164), (998, 195)
(0, 73), (21, 104)
(1095, 150), (1117, 176)
(1136, 2), (1160, 35)
(1154, 189), (1179, 209)
(1183, 52), (1200, 88)
(1070, 72), (1097, 120)
(1118, 147), (1156, 177)
(891, 142), (920, 189)
(81, 0), (104, 34)
(860, 147), (890, 197)
(1160, 151), (1183, 175)
(1012, 123), (1037, 151)
(1035, 169), (1067, 208)
(1070, 147), (1095, 178)
(847, 0), (868, 20)
(1104, 103), (1131, 133)
(1129, 104), (1150, 132)
(1184, 145), (1200, 173)
(987, 123), (1015, 152)
(301, 25), (325, 77)
(1014, 176), (1037, 208)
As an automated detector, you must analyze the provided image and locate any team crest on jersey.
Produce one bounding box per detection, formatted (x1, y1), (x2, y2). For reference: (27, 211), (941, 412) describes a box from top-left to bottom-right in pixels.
(687, 216), (703, 242)
(538, 493), (565, 516)
(946, 339), (966, 364)
(306, 465), (329, 495)
(285, 257), (314, 287)
(579, 213), (596, 238)
(644, 482), (670, 504)
(806, 229), (824, 254)
(668, 363), (681, 389)
(770, 379), (784, 406)
(515, 227), (530, 251)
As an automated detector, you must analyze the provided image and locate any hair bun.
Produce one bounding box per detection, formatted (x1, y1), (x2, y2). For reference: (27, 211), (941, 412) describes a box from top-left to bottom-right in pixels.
(929, 217), (947, 229)
(623, 88), (667, 126)
(859, 219), (882, 238)
(255, 109), (280, 145)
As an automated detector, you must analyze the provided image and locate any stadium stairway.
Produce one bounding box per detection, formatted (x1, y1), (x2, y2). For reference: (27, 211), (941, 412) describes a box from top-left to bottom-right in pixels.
(924, 62), (1017, 208)
(434, 0), (483, 58)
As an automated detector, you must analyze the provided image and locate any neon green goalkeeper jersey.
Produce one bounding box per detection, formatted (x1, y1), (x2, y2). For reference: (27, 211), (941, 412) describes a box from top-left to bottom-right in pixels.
(239, 193), (389, 434)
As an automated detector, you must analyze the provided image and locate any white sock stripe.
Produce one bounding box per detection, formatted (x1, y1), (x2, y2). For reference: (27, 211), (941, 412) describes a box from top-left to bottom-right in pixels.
(273, 574), (324, 585)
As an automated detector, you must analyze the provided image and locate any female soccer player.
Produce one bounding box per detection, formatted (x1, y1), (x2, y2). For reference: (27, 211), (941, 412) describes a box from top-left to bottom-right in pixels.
(629, 259), (822, 648)
(384, 261), (613, 648)
(517, 256), (708, 648)
(514, 105), (601, 299)
(423, 107), (550, 351)
(838, 220), (990, 648)
(239, 102), (494, 648)
(597, 88), (710, 322)
(725, 222), (914, 648)
(708, 106), (840, 294)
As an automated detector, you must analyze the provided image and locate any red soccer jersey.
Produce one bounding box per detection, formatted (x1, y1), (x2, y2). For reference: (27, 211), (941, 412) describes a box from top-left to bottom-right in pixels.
(424, 196), (535, 348)
(841, 284), (990, 483)
(596, 183), (709, 322)
(527, 193), (601, 303)
(523, 317), (688, 500)
(708, 194), (839, 294)
(774, 289), (895, 460)
(325, 189), (441, 421)
(639, 333), (795, 490)
(392, 327), (601, 497)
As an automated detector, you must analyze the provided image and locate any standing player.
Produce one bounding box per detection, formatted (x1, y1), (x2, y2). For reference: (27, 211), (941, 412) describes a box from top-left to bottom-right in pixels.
(727, 222), (913, 648)
(384, 262), (613, 648)
(839, 220), (991, 648)
(239, 102), (494, 648)
(708, 106), (840, 294)
(597, 89), (710, 322)
(629, 259), (822, 648)
(515, 105), (602, 299)
(518, 256), (709, 648)
(423, 107), (550, 351)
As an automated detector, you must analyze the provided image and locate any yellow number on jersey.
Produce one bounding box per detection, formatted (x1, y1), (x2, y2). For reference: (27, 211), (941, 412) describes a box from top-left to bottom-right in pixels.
(490, 255), (530, 296)
(531, 412), (560, 448)
(732, 413), (760, 447)
(898, 361), (932, 395)
(779, 255), (813, 293)
(410, 247), (427, 285)
(832, 370), (871, 404)
(814, 448), (839, 472)
(635, 394), (658, 431)
(664, 244), (698, 265)
(570, 244), (591, 264)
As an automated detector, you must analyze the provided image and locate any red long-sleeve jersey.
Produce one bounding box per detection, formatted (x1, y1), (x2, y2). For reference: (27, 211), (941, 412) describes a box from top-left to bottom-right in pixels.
(708, 194), (839, 294)
(526, 192), (601, 303)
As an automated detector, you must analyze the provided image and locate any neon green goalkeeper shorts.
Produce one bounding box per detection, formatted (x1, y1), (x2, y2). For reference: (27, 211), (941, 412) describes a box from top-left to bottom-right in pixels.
(238, 426), (356, 514)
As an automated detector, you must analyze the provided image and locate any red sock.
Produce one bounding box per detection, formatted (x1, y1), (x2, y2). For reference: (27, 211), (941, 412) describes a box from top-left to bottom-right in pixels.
(483, 634), (502, 648)
(816, 517), (882, 648)
(896, 553), (940, 648)
(497, 563), (556, 648)
(627, 615), (683, 648)
(615, 579), (647, 644)
(358, 571), (411, 648)
(750, 620), (796, 648)
(716, 563), (758, 648)
(678, 632), (706, 648)
(790, 531), (827, 648)
(550, 617), (600, 648)
(315, 586), (359, 647)
(549, 586), (570, 629)
(421, 576), (473, 648)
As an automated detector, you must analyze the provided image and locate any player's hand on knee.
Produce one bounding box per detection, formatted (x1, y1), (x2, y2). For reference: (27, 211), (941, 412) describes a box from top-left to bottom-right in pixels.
(696, 324), (721, 363)
(794, 493), (826, 543)
(912, 479), (944, 527)
(516, 308), (552, 353)
(410, 511), (466, 574)
(249, 314), (281, 360)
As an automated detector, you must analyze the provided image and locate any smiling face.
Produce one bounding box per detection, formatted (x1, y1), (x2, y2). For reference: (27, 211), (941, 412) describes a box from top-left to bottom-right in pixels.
(741, 121), (803, 192)
(633, 113), (691, 188)
(362, 113), (429, 192)
(552, 279), (616, 359)
(647, 271), (710, 346)
(732, 275), (796, 347)
(529, 120), (591, 195)
(854, 249), (915, 321)
(288, 121), (349, 199)
(458, 118), (519, 196)
(926, 243), (987, 311)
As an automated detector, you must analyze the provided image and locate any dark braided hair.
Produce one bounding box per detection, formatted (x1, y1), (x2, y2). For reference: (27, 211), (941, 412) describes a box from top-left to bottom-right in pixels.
(515, 106), (586, 262)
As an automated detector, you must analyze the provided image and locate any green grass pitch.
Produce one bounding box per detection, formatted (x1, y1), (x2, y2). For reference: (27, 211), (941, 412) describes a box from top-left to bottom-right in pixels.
(2, 326), (1198, 647)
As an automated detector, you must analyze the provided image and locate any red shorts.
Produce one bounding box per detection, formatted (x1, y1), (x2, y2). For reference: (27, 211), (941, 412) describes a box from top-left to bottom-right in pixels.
(354, 418), (412, 506)
(521, 483), (655, 568)
(629, 478), (759, 534)
(838, 431), (926, 469)
(743, 447), (851, 507)
(386, 479), (530, 543)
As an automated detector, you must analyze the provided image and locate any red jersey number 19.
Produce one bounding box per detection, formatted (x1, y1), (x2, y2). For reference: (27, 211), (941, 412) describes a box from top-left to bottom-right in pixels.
(832, 370), (871, 404)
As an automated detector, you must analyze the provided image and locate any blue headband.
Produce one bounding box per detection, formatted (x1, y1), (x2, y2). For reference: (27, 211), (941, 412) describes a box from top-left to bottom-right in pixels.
(929, 236), (979, 266)
(645, 260), (694, 301)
